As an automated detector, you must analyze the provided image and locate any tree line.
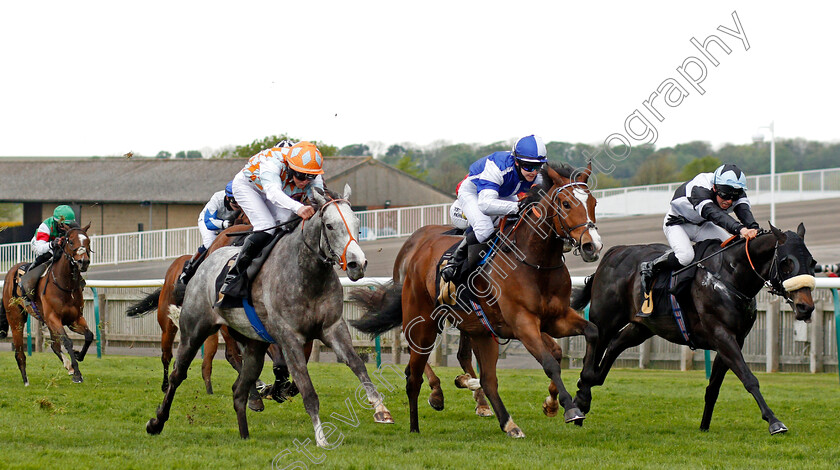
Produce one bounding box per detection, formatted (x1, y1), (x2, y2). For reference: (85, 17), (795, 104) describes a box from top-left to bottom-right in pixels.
(146, 135), (840, 195)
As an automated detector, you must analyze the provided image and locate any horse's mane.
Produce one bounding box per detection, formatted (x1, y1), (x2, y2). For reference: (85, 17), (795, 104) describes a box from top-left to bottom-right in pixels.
(519, 162), (576, 209)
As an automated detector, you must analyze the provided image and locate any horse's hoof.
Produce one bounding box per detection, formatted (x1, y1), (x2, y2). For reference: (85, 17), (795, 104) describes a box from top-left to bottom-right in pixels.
(466, 378), (481, 391)
(454, 374), (472, 389)
(475, 405), (493, 417)
(564, 407), (585, 424)
(769, 422), (788, 435)
(161, 382), (169, 393)
(248, 397), (265, 412)
(542, 398), (559, 418)
(146, 419), (162, 435)
(506, 427), (525, 438)
(374, 411), (394, 424)
(72, 375), (83, 384)
(205, 383), (214, 395)
(428, 395), (444, 411)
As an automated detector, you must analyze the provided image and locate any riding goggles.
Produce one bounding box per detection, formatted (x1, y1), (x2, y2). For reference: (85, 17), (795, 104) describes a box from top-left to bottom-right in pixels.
(517, 161), (543, 172)
(716, 187), (743, 201)
(289, 169), (318, 181)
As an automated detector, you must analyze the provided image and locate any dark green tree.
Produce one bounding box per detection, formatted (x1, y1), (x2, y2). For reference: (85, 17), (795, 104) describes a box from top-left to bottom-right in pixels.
(155, 151), (172, 159)
(338, 144), (370, 156)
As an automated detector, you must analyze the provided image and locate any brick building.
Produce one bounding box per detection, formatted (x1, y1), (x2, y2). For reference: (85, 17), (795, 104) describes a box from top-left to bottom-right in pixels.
(0, 157), (454, 242)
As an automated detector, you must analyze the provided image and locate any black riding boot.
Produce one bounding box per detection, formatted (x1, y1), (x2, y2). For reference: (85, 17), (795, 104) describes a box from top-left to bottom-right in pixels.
(639, 250), (681, 294)
(179, 246), (208, 285)
(218, 231), (272, 302)
(440, 231), (480, 283)
(19, 252), (52, 299)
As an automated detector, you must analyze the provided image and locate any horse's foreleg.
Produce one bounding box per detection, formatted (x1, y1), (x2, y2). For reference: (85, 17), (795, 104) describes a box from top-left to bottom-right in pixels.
(322, 322), (393, 424)
(146, 319), (217, 435)
(700, 354), (729, 431)
(514, 321), (583, 425)
(579, 321), (652, 414)
(277, 334), (328, 447)
(45, 316), (83, 383)
(232, 340), (268, 439)
(707, 325), (786, 434)
(67, 317), (93, 362)
(202, 331), (219, 394)
(541, 333), (563, 418)
(471, 335), (523, 438)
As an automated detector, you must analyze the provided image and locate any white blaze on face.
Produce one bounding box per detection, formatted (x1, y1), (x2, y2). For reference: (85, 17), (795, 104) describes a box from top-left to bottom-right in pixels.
(573, 187), (603, 251)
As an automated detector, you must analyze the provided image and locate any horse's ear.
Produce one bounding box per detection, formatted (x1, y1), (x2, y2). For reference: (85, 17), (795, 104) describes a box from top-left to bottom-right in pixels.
(342, 183), (352, 201)
(545, 165), (567, 185)
(797, 222), (806, 239)
(83, 222), (91, 233)
(576, 161), (593, 183)
(769, 223), (787, 244)
(311, 186), (327, 206)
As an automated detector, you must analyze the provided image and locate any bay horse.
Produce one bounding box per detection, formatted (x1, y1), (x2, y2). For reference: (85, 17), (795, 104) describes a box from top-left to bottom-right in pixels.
(0, 222), (93, 385)
(146, 185), (393, 444)
(350, 163), (603, 437)
(571, 223), (816, 434)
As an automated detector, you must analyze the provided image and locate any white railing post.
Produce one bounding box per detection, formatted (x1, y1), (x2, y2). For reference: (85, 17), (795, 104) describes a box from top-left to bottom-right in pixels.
(114, 236), (119, 265)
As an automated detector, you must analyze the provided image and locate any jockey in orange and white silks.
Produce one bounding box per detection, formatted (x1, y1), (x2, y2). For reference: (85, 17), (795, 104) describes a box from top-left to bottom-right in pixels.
(217, 140), (325, 304)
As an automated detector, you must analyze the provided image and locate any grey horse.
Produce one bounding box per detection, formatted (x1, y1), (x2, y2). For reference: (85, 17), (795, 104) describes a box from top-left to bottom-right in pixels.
(146, 185), (394, 445)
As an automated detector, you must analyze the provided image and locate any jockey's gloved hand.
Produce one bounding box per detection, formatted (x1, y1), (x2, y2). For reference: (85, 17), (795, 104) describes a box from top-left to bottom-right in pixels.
(49, 238), (60, 250)
(517, 198), (532, 215)
(223, 220), (231, 229)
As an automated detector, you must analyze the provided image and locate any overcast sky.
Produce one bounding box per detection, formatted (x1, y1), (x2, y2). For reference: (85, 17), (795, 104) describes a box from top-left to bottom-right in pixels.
(0, 1), (836, 158)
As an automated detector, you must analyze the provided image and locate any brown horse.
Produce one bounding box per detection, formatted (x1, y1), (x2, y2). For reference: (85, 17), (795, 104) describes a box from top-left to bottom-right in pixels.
(351, 163), (603, 437)
(1, 222), (93, 385)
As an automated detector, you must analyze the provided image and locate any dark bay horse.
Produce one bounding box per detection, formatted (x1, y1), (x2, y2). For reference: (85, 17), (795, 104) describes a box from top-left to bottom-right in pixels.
(0, 222), (93, 385)
(571, 224), (816, 434)
(146, 185), (393, 444)
(351, 163), (603, 437)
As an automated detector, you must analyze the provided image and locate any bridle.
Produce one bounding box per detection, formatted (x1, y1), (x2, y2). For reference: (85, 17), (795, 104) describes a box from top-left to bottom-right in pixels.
(300, 197), (359, 271)
(47, 227), (90, 294)
(544, 181), (597, 256)
(744, 234), (797, 307)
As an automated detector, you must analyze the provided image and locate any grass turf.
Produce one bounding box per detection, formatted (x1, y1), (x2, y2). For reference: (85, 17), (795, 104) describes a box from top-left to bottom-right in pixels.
(0, 351), (837, 469)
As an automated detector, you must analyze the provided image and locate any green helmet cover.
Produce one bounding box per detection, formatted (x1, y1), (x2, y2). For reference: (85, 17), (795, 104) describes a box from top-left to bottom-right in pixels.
(53, 205), (76, 223)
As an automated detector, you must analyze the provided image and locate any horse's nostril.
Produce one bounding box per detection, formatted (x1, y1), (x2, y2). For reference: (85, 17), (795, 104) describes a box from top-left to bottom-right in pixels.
(347, 261), (358, 270)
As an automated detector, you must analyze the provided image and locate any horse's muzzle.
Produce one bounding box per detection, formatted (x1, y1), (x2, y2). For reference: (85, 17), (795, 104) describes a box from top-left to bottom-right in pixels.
(580, 242), (600, 263)
(346, 260), (367, 282)
(789, 287), (815, 322)
(79, 259), (90, 273)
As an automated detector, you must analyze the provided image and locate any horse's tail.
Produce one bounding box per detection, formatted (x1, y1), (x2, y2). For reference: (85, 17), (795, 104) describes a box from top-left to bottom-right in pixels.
(570, 274), (594, 311)
(348, 281), (403, 337)
(0, 297), (8, 338)
(125, 288), (162, 317)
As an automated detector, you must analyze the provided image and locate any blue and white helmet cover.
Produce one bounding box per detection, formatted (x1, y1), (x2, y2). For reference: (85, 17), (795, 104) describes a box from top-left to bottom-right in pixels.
(512, 135), (547, 163)
(225, 181), (234, 198)
(713, 164), (747, 190)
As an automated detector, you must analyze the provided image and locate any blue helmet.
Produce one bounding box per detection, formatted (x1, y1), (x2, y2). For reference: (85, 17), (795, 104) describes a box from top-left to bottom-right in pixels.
(225, 181), (234, 199)
(713, 164), (747, 198)
(512, 135), (547, 164)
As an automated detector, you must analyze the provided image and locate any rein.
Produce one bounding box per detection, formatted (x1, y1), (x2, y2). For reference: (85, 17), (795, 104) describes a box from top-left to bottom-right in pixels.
(47, 228), (89, 294)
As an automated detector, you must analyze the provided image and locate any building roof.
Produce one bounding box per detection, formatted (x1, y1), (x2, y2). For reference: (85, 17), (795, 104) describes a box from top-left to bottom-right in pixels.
(0, 156), (384, 204)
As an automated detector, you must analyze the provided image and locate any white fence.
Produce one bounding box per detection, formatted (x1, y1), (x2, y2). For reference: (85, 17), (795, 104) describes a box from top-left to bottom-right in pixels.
(2, 167), (839, 271)
(4, 277), (838, 374)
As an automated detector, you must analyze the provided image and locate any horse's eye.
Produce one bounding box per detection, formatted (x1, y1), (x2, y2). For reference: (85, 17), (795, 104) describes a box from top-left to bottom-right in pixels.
(562, 201), (571, 210)
(326, 224), (334, 230)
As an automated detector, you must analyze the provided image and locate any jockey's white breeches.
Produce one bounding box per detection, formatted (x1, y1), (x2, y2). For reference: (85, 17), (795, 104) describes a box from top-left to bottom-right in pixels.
(664, 220), (732, 266)
(232, 172), (295, 234)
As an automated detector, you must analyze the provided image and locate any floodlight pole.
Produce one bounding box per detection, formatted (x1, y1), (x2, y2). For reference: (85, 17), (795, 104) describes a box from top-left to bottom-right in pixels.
(756, 122), (776, 226)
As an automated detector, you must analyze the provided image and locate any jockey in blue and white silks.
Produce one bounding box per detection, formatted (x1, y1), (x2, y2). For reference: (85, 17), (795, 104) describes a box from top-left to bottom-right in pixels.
(441, 135), (547, 283)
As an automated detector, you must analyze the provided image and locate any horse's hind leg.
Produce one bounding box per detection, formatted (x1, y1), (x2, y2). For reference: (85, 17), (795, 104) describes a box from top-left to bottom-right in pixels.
(232, 340), (268, 439)
(8, 308), (29, 386)
(321, 321), (393, 424)
(471, 335), (523, 438)
(423, 363), (444, 411)
(201, 331), (219, 394)
(453, 334), (492, 417)
(146, 318), (219, 435)
(700, 354), (729, 431)
(160, 316), (178, 393)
